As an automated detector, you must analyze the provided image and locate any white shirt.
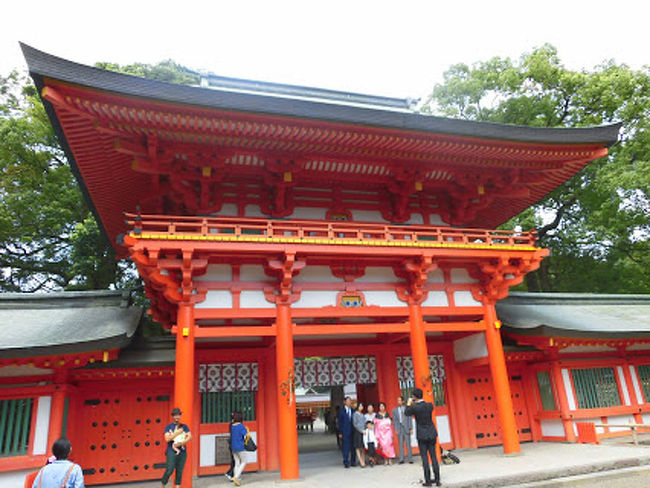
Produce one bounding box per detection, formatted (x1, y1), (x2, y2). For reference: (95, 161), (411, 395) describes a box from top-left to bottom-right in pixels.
(363, 428), (377, 448)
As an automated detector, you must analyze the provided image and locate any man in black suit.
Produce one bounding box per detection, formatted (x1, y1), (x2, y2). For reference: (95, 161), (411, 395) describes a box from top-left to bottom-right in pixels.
(337, 396), (356, 467)
(405, 388), (440, 487)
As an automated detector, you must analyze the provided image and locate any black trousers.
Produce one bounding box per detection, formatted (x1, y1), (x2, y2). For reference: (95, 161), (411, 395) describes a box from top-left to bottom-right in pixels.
(417, 438), (440, 484)
(161, 449), (187, 486)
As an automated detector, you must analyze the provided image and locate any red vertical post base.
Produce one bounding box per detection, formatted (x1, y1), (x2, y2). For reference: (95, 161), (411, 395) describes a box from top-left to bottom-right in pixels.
(174, 303), (195, 488)
(276, 303), (299, 480)
(483, 303), (521, 455)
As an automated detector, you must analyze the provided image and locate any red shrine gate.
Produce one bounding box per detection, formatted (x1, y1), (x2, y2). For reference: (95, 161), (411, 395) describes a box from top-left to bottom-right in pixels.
(15, 44), (620, 488)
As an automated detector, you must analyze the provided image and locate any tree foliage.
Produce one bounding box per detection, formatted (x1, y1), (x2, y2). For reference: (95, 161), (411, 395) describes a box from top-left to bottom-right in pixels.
(423, 45), (649, 293)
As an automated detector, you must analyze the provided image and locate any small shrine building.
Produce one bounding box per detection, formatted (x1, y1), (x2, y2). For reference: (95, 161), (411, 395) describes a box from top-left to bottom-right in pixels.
(1, 44), (648, 487)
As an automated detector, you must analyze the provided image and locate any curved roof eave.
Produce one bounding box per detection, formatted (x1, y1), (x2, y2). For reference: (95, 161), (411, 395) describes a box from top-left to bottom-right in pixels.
(21, 43), (621, 147)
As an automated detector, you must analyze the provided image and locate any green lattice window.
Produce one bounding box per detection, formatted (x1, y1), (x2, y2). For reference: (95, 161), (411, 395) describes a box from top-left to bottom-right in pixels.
(201, 391), (256, 424)
(572, 367), (621, 409)
(636, 364), (650, 403)
(536, 371), (557, 411)
(0, 398), (34, 457)
(401, 383), (446, 407)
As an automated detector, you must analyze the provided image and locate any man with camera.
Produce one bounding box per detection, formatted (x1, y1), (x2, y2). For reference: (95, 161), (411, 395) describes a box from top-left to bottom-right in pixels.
(405, 388), (441, 487)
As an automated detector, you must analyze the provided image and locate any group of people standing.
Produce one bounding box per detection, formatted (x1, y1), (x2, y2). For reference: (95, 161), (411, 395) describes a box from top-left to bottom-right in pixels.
(338, 395), (413, 467)
(337, 390), (441, 487)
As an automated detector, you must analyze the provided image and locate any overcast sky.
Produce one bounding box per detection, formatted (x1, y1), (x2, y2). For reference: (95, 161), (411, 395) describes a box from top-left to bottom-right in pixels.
(2, 0), (648, 99)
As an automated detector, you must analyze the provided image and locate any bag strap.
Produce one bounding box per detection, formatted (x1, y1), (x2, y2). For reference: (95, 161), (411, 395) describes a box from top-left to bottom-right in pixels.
(60, 464), (75, 488)
(37, 467), (45, 488)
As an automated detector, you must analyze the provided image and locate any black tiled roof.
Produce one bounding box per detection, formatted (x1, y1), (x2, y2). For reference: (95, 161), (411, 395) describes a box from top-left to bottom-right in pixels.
(21, 43), (621, 146)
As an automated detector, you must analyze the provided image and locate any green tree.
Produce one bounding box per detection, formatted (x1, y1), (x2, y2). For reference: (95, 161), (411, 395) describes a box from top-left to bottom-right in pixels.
(423, 45), (650, 293)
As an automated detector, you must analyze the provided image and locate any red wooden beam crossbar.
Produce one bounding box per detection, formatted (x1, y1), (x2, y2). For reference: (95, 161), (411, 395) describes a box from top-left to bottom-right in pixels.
(178, 320), (484, 339)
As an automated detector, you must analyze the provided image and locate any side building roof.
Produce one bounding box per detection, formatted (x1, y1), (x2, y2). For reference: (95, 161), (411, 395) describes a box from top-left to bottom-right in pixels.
(0, 290), (142, 359)
(497, 292), (650, 339)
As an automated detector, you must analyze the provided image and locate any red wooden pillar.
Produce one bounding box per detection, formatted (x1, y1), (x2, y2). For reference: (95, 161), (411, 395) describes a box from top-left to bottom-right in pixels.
(276, 302), (299, 479)
(174, 303), (195, 488)
(263, 348), (280, 471)
(47, 370), (68, 448)
(376, 349), (401, 410)
(549, 356), (576, 442)
(407, 302), (433, 404)
(483, 302), (520, 454)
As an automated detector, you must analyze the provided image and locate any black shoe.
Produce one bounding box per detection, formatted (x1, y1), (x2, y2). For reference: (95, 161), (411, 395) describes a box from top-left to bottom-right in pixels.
(344, 464), (349, 468)
(351, 463), (356, 467)
(409, 461), (414, 464)
(436, 482), (442, 487)
(422, 483), (432, 487)
(398, 460), (404, 464)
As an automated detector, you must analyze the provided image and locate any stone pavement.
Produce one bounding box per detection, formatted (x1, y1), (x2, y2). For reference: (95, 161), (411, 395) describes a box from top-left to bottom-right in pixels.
(103, 435), (650, 488)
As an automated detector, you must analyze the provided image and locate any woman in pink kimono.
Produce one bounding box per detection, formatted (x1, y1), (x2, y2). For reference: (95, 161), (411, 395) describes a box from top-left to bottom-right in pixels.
(374, 402), (396, 464)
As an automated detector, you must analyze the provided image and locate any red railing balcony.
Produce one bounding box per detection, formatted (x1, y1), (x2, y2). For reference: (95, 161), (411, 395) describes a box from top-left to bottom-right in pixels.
(124, 213), (539, 250)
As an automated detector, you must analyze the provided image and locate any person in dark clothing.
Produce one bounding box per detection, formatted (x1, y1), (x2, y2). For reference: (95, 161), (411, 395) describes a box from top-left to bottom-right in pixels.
(405, 388), (440, 487)
(161, 407), (192, 488)
(337, 396), (356, 467)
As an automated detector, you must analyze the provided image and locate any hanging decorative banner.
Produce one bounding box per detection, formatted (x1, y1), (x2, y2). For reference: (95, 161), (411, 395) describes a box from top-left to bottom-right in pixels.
(293, 356), (377, 388)
(396, 355), (445, 386)
(199, 363), (259, 392)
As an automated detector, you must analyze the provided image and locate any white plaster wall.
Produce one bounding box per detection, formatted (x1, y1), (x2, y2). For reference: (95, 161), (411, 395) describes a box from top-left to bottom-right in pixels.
(616, 366), (631, 405)
(292, 266), (341, 283)
(240, 290), (275, 308)
(449, 269), (477, 283)
(436, 415), (451, 444)
(0, 469), (36, 488)
(213, 203), (238, 216)
(606, 414), (636, 432)
(426, 269), (445, 284)
(561, 369), (577, 410)
(355, 267), (396, 283)
(33, 396), (51, 455)
(244, 205), (265, 217)
(294, 291), (339, 308)
(292, 207), (327, 220)
(630, 365), (644, 403)
(540, 419), (565, 437)
(194, 264), (232, 282)
(453, 333), (487, 362)
(453, 291), (481, 306)
(351, 210), (384, 222)
(240, 265), (268, 282)
(405, 213), (424, 225)
(195, 291), (233, 309)
(0, 365), (53, 377)
(429, 214), (448, 226)
(363, 290), (403, 307)
(200, 431), (257, 467)
(642, 413), (650, 424)
(421, 291), (449, 307)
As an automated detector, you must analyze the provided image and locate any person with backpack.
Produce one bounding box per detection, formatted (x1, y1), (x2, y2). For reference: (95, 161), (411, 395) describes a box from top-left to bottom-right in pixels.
(32, 438), (84, 488)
